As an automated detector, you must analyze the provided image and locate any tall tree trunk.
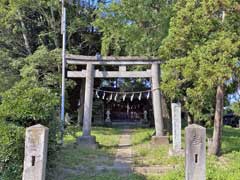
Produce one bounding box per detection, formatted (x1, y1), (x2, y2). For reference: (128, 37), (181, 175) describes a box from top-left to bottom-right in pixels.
(209, 84), (224, 156)
(50, 6), (59, 48)
(17, 11), (32, 55)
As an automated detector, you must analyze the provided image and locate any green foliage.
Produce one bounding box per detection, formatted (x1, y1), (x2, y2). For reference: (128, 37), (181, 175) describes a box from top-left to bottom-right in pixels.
(0, 0), (102, 57)
(131, 127), (240, 180)
(50, 126), (122, 179)
(20, 46), (62, 91)
(0, 120), (24, 180)
(94, 0), (173, 56)
(160, 0), (240, 122)
(0, 80), (58, 125)
(0, 50), (20, 93)
(231, 102), (240, 116)
(0, 0), (105, 179)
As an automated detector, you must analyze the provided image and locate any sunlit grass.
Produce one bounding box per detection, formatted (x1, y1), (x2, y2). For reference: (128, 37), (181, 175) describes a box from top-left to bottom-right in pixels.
(131, 126), (240, 180)
(49, 125), (240, 180)
(49, 126), (122, 180)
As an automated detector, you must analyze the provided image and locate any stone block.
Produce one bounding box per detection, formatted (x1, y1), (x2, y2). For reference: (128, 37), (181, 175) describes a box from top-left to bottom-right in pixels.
(151, 136), (169, 145)
(77, 135), (98, 149)
(169, 148), (184, 156)
(22, 124), (49, 180)
(171, 103), (182, 153)
(185, 124), (206, 180)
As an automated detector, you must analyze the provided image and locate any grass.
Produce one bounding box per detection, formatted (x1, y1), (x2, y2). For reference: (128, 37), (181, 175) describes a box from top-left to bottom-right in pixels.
(131, 126), (240, 180)
(131, 128), (184, 180)
(48, 126), (122, 180)
(64, 172), (145, 180)
(49, 125), (240, 180)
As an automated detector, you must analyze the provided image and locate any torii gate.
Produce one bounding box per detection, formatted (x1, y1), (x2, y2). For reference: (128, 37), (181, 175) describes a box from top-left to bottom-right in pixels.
(66, 54), (168, 147)
(59, 0), (167, 147)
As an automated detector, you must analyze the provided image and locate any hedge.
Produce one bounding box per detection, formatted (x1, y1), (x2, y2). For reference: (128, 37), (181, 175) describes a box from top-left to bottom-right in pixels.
(0, 121), (24, 180)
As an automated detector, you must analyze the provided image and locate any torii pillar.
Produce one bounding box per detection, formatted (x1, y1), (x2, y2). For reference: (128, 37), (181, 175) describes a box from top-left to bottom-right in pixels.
(77, 63), (98, 148)
(151, 63), (169, 145)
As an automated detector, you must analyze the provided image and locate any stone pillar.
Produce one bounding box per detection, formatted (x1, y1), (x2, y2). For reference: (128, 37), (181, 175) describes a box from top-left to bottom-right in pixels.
(151, 63), (168, 145)
(143, 110), (148, 123)
(77, 64), (97, 148)
(105, 109), (111, 123)
(185, 124), (206, 180)
(77, 79), (85, 126)
(82, 63), (94, 136)
(105, 109), (112, 126)
(171, 103), (182, 153)
(22, 124), (49, 180)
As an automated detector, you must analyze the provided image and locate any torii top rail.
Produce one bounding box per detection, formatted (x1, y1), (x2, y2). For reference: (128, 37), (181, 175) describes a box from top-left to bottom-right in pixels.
(66, 54), (164, 138)
(67, 54), (161, 65)
(67, 54), (162, 78)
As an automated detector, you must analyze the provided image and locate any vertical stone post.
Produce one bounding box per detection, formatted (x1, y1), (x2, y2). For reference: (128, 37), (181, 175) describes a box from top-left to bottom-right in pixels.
(77, 63), (97, 148)
(77, 79), (85, 126)
(185, 124), (206, 180)
(151, 63), (163, 136)
(82, 63), (94, 136)
(171, 103), (182, 153)
(151, 63), (168, 145)
(22, 124), (49, 180)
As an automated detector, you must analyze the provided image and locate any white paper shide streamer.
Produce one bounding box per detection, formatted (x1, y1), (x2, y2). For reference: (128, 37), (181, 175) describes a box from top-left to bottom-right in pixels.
(114, 93), (118, 101)
(122, 93), (127, 101)
(96, 90), (100, 98)
(147, 91), (150, 99)
(138, 92), (142, 101)
(109, 93), (113, 101)
(94, 88), (155, 101)
(131, 93), (134, 102)
(102, 92), (106, 100)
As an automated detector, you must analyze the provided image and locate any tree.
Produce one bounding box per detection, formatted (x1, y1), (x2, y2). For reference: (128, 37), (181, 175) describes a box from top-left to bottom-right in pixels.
(160, 0), (240, 155)
(0, 51), (20, 93)
(0, 47), (63, 126)
(0, 80), (59, 126)
(94, 0), (173, 56)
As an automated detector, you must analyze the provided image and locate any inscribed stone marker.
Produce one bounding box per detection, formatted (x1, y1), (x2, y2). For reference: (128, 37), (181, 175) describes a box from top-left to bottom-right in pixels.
(171, 103), (181, 153)
(185, 124), (206, 180)
(22, 124), (49, 180)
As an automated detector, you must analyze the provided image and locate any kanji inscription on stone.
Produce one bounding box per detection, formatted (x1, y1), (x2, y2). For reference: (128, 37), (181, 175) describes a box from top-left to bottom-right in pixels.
(185, 124), (206, 180)
(22, 124), (49, 180)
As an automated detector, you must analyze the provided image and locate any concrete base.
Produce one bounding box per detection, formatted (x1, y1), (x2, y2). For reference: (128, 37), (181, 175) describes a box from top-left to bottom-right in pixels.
(104, 121), (112, 127)
(151, 136), (169, 146)
(141, 122), (150, 128)
(77, 135), (98, 149)
(168, 148), (184, 156)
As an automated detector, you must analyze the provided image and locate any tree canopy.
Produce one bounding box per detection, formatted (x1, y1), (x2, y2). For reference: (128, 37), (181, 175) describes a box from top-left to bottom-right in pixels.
(94, 0), (173, 56)
(0, 0), (239, 158)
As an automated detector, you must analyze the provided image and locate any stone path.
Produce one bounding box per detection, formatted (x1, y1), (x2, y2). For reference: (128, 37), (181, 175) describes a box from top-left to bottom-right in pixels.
(96, 128), (133, 173)
(112, 128), (133, 172)
(60, 127), (176, 179)
(96, 128), (176, 175)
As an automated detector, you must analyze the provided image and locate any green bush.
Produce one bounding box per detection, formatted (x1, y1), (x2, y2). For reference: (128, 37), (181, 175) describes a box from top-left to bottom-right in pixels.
(0, 121), (24, 180)
(0, 80), (59, 126)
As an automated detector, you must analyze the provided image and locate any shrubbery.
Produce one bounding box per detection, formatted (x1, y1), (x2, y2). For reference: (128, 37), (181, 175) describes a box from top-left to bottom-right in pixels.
(0, 80), (59, 126)
(0, 121), (24, 180)
(0, 118), (60, 179)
